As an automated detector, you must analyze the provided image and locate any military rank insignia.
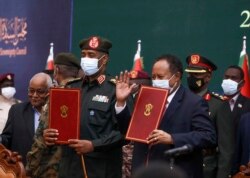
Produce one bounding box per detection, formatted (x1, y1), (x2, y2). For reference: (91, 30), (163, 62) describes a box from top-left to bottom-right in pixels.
(92, 95), (109, 103)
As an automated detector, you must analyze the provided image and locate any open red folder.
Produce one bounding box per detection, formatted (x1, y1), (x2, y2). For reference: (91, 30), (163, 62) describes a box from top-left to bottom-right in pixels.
(49, 88), (81, 144)
(126, 86), (169, 143)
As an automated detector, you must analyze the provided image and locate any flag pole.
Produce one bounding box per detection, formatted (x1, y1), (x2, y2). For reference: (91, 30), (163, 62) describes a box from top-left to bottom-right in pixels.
(137, 40), (141, 56)
(81, 155), (88, 178)
(242, 36), (246, 53)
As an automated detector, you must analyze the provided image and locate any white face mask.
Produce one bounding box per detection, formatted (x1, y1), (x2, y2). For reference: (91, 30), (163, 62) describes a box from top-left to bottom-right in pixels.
(152, 74), (175, 91)
(152, 80), (170, 89)
(1, 87), (16, 99)
(221, 79), (240, 96)
(81, 56), (104, 76)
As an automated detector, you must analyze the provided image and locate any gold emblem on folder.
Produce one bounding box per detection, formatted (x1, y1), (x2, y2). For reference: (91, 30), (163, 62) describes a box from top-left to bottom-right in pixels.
(60, 105), (68, 118)
(144, 103), (153, 116)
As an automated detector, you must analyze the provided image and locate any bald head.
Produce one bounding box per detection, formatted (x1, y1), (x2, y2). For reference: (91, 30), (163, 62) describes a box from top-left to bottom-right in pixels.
(29, 72), (53, 89)
(28, 72), (52, 111)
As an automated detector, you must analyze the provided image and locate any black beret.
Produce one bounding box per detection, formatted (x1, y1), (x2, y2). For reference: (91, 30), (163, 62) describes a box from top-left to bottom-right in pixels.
(54, 53), (81, 69)
(0, 73), (14, 84)
(185, 54), (217, 73)
(79, 36), (112, 54)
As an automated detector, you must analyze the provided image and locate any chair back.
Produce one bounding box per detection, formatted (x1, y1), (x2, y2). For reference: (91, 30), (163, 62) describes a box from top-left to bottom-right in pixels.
(233, 162), (250, 178)
(0, 144), (26, 178)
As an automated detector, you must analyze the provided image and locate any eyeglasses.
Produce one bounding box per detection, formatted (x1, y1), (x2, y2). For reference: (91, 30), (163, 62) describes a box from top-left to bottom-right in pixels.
(28, 88), (48, 96)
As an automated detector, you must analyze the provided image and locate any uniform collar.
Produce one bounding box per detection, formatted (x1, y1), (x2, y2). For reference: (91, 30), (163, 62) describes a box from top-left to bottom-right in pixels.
(85, 74), (106, 86)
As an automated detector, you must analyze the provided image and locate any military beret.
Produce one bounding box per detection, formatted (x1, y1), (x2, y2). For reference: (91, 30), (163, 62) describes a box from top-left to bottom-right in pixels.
(185, 54), (217, 73)
(129, 70), (151, 79)
(54, 53), (81, 69)
(0, 73), (14, 84)
(79, 36), (112, 54)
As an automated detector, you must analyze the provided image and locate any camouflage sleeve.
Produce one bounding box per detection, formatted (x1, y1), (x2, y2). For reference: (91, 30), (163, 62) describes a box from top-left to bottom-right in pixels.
(26, 103), (48, 176)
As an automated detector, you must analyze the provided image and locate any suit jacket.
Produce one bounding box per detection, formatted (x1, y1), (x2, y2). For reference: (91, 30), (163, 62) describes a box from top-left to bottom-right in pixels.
(0, 102), (35, 165)
(216, 94), (250, 178)
(0, 95), (20, 133)
(130, 85), (216, 178)
(231, 112), (250, 175)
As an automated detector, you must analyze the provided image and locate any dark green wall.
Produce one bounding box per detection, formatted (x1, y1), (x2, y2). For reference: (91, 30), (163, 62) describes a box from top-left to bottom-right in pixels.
(72, 0), (250, 93)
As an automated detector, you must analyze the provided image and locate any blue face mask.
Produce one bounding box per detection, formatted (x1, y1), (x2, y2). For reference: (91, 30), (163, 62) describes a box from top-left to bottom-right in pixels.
(80, 55), (104, 76)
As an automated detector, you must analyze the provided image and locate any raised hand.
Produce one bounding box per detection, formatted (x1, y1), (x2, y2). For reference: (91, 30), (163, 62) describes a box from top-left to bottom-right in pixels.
(115, 70), (136, 106)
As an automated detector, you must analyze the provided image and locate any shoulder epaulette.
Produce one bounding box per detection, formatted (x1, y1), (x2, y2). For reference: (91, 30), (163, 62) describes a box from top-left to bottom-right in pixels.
(109, 78), (117, 84)
(66, 77), (82, 85)
(211, 92), (225, 100)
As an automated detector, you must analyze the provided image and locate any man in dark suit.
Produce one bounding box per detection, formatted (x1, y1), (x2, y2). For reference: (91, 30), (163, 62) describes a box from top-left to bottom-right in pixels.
(216, 65), (250, 178)
(185, 54), (225, 178)
(116, 54), (216, 178)
(0, 72), (52, 165)
(231, 112), (250, 176)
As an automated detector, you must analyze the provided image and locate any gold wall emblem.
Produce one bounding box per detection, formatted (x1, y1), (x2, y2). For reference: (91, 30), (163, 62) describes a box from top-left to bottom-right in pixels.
(0, 16), (28, 57)
(60, 105), (68, 118)
(0, 17), (27, 46)
(144, 103), (153, 116)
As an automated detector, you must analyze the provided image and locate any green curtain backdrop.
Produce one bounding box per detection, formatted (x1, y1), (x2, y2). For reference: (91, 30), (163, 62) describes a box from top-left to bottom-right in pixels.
(72, 0), (250, 93)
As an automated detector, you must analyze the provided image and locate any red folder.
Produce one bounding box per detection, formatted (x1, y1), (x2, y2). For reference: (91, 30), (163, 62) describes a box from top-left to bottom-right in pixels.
(126, 86), (169, 143)
(49, 88), (81, 144)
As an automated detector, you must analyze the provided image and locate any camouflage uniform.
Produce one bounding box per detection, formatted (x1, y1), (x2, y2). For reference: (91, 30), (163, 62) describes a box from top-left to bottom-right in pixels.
(122, 142), (134, 178)
(26, 100), (62, 178)
(26, 78), (81, 178)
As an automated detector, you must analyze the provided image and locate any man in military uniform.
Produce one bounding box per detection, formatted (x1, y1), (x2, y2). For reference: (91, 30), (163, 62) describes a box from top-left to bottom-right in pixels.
(43, 36), (133, 178)
(26, 52), (82, 178)
(185, 54), (224, 178)
(0, 73), (21, 133)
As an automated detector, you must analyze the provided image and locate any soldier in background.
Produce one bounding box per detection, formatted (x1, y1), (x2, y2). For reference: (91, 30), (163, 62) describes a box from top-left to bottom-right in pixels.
(26, 52), (82, 178)
(0, 73), (21, 133)
(185, 54), (224, 178)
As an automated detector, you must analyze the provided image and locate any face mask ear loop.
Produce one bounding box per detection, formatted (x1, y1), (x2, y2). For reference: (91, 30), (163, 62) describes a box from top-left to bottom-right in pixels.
(168, 73), (176, 82)
(97, 55), (106, 72)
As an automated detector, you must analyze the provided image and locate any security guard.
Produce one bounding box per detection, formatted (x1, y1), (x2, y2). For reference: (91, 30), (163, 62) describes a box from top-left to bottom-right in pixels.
(0, 73), (21, 133)
(43, 36), (131, 178)
(185, 54), (224, 178)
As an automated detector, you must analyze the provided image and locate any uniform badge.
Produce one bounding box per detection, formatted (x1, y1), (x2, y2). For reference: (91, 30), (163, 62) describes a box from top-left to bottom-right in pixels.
(92, 95), (109, 103)
(89, 37), (99, 48)
(191, 55), (200, 64)
(238, 103), (242, 108)
(130, 70), (138, 79)
(90, 110), (95, 116)
(204, 93), (211, 101)
(196, 80), (202, 87)
(97, 75), (106, 84)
